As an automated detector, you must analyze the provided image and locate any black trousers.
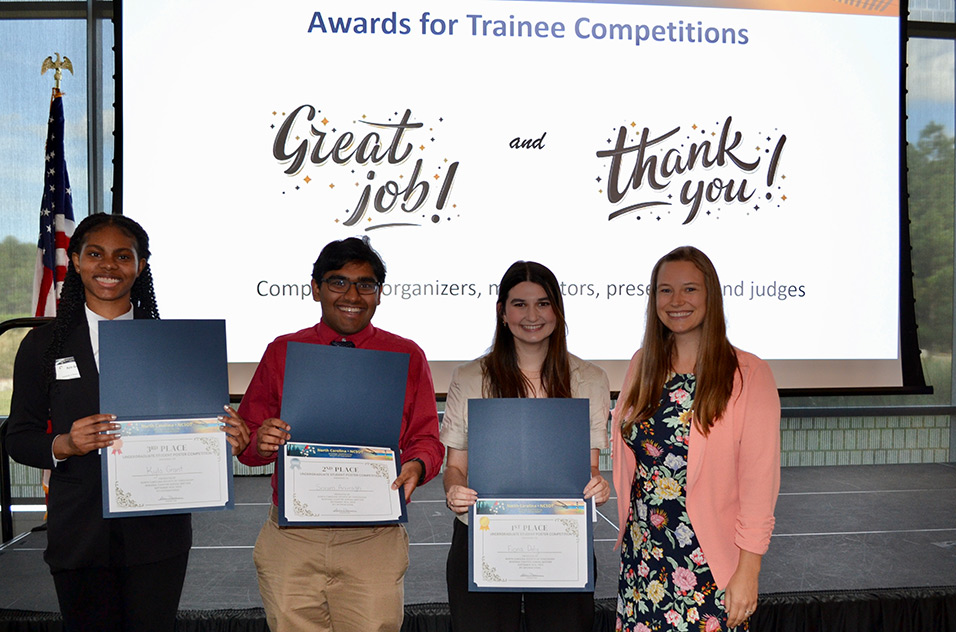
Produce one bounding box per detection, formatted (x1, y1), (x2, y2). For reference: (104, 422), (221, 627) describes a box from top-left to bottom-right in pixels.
(446, 517), (595, 632)
(51, 552), (189, 632)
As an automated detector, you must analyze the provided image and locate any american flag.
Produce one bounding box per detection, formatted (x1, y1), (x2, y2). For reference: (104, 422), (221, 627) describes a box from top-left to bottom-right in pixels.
(32, 90), (75, 317)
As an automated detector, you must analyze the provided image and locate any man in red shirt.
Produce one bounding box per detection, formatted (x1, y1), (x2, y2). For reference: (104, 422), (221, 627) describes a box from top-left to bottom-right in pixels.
(238, 236), (444, 632)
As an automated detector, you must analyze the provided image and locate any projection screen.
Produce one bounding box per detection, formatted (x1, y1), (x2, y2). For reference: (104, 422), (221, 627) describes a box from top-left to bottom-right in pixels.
(116, 0), (916, 392)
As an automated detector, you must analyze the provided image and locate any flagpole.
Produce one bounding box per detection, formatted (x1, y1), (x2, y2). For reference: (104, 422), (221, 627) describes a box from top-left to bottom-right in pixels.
(34, 54), (78, 506)
(33, 53), (77, 318)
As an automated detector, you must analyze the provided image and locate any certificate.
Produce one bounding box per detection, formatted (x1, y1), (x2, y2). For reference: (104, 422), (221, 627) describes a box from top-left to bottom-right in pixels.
(278, 442), (402, 526)
(103, 418), (232, 516)
(99, 319), (233, 517)
(469, 498), (594, 592)
(467, 399), (595, 591)
(276, 342), (410, 525)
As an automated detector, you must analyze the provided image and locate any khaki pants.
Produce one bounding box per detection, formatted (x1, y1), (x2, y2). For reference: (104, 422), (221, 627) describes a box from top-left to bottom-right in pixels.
(254, 505), (409, 632)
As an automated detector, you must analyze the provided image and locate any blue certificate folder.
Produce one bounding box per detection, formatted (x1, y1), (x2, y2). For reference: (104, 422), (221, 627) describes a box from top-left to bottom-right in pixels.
(276, 342), (410, 526)
(467, 398), (595, 592)
(98, 319), (233, 517)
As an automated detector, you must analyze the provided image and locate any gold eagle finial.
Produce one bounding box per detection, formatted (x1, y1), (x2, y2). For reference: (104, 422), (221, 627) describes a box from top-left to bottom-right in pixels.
(41, 53), (74, 91)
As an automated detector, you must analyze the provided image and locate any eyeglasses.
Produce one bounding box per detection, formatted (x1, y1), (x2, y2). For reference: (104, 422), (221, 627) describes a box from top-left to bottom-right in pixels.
(320, 277), (381, 295)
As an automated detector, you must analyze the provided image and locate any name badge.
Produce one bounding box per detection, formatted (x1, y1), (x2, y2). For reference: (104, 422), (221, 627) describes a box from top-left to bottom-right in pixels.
(55, 357), (81, 381)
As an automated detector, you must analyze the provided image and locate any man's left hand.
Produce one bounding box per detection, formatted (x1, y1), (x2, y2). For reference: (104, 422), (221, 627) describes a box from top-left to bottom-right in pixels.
(392, 459), (424, 503)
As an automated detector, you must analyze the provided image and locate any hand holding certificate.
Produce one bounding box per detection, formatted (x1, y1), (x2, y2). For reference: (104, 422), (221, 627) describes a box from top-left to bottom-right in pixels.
(467, 398), (595, 592)
(99, 320), (233, 517)
(275, 342), (410, 526)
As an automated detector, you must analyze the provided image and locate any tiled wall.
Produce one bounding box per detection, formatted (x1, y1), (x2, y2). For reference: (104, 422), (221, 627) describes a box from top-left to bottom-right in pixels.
(9, 467), (41, 499)
(909, 1), (956, 23)
(779, 415), (951, 467)
(599, 415), (952, 470)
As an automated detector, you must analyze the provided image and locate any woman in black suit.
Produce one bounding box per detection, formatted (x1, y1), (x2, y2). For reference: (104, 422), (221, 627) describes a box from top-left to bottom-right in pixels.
(4, 213), (248, 631)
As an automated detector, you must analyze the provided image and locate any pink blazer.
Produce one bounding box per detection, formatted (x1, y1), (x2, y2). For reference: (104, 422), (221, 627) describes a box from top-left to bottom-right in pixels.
(612, 349), (781, 589)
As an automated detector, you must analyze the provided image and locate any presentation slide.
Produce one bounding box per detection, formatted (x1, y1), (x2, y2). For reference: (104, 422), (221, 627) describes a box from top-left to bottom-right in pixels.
(120, 0), (902, 388)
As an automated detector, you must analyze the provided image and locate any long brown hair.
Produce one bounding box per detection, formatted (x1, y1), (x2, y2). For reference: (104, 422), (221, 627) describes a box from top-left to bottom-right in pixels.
(620, 246), (738, 436)
(481, 261), (572, 399)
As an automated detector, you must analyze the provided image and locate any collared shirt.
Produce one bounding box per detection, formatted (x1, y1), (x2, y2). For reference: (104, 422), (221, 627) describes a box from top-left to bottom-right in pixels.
(51, 304), (134, 465)
(237, 320), (444, 506)
(440, 354), (610, 452)
(84, 303), (134, 371)
(439, 353), (611, 525)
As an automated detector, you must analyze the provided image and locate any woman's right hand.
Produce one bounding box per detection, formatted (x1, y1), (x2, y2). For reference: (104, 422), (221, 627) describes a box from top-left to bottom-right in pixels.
(255, 417), (291, 458)
(445, 484), (478, 515)
(53, 414), (119, 459)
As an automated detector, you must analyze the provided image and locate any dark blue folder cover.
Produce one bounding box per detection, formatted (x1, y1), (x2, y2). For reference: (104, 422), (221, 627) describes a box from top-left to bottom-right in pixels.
(277, 342), (410, 525)
(99, 319), (229, 420)
(98, 319), (232, 517)
(468, 398), (591, 496)
(467, 398), (594, 592)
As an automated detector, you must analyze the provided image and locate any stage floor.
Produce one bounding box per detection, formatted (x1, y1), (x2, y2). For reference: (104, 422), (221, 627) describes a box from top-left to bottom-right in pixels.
(1, 463), (955, 612)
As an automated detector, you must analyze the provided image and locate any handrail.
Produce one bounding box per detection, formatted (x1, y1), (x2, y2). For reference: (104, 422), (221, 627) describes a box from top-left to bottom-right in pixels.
(1, 317), (53, 544)
(0, 316), (54, 337)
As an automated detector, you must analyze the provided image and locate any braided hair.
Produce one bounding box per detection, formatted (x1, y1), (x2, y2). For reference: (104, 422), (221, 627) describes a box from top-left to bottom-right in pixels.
(42, 213), (159, 381)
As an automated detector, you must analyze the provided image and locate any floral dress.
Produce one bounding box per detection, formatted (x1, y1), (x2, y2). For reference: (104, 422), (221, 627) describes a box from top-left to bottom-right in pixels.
(616, 373), (745, 632)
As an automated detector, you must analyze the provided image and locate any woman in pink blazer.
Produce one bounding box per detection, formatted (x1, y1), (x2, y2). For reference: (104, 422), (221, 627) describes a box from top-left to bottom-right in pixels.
(612, 246), (781, 632)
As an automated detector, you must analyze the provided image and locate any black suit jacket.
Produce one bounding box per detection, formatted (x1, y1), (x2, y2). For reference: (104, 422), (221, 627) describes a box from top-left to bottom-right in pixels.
(5, 312), (191, 570)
